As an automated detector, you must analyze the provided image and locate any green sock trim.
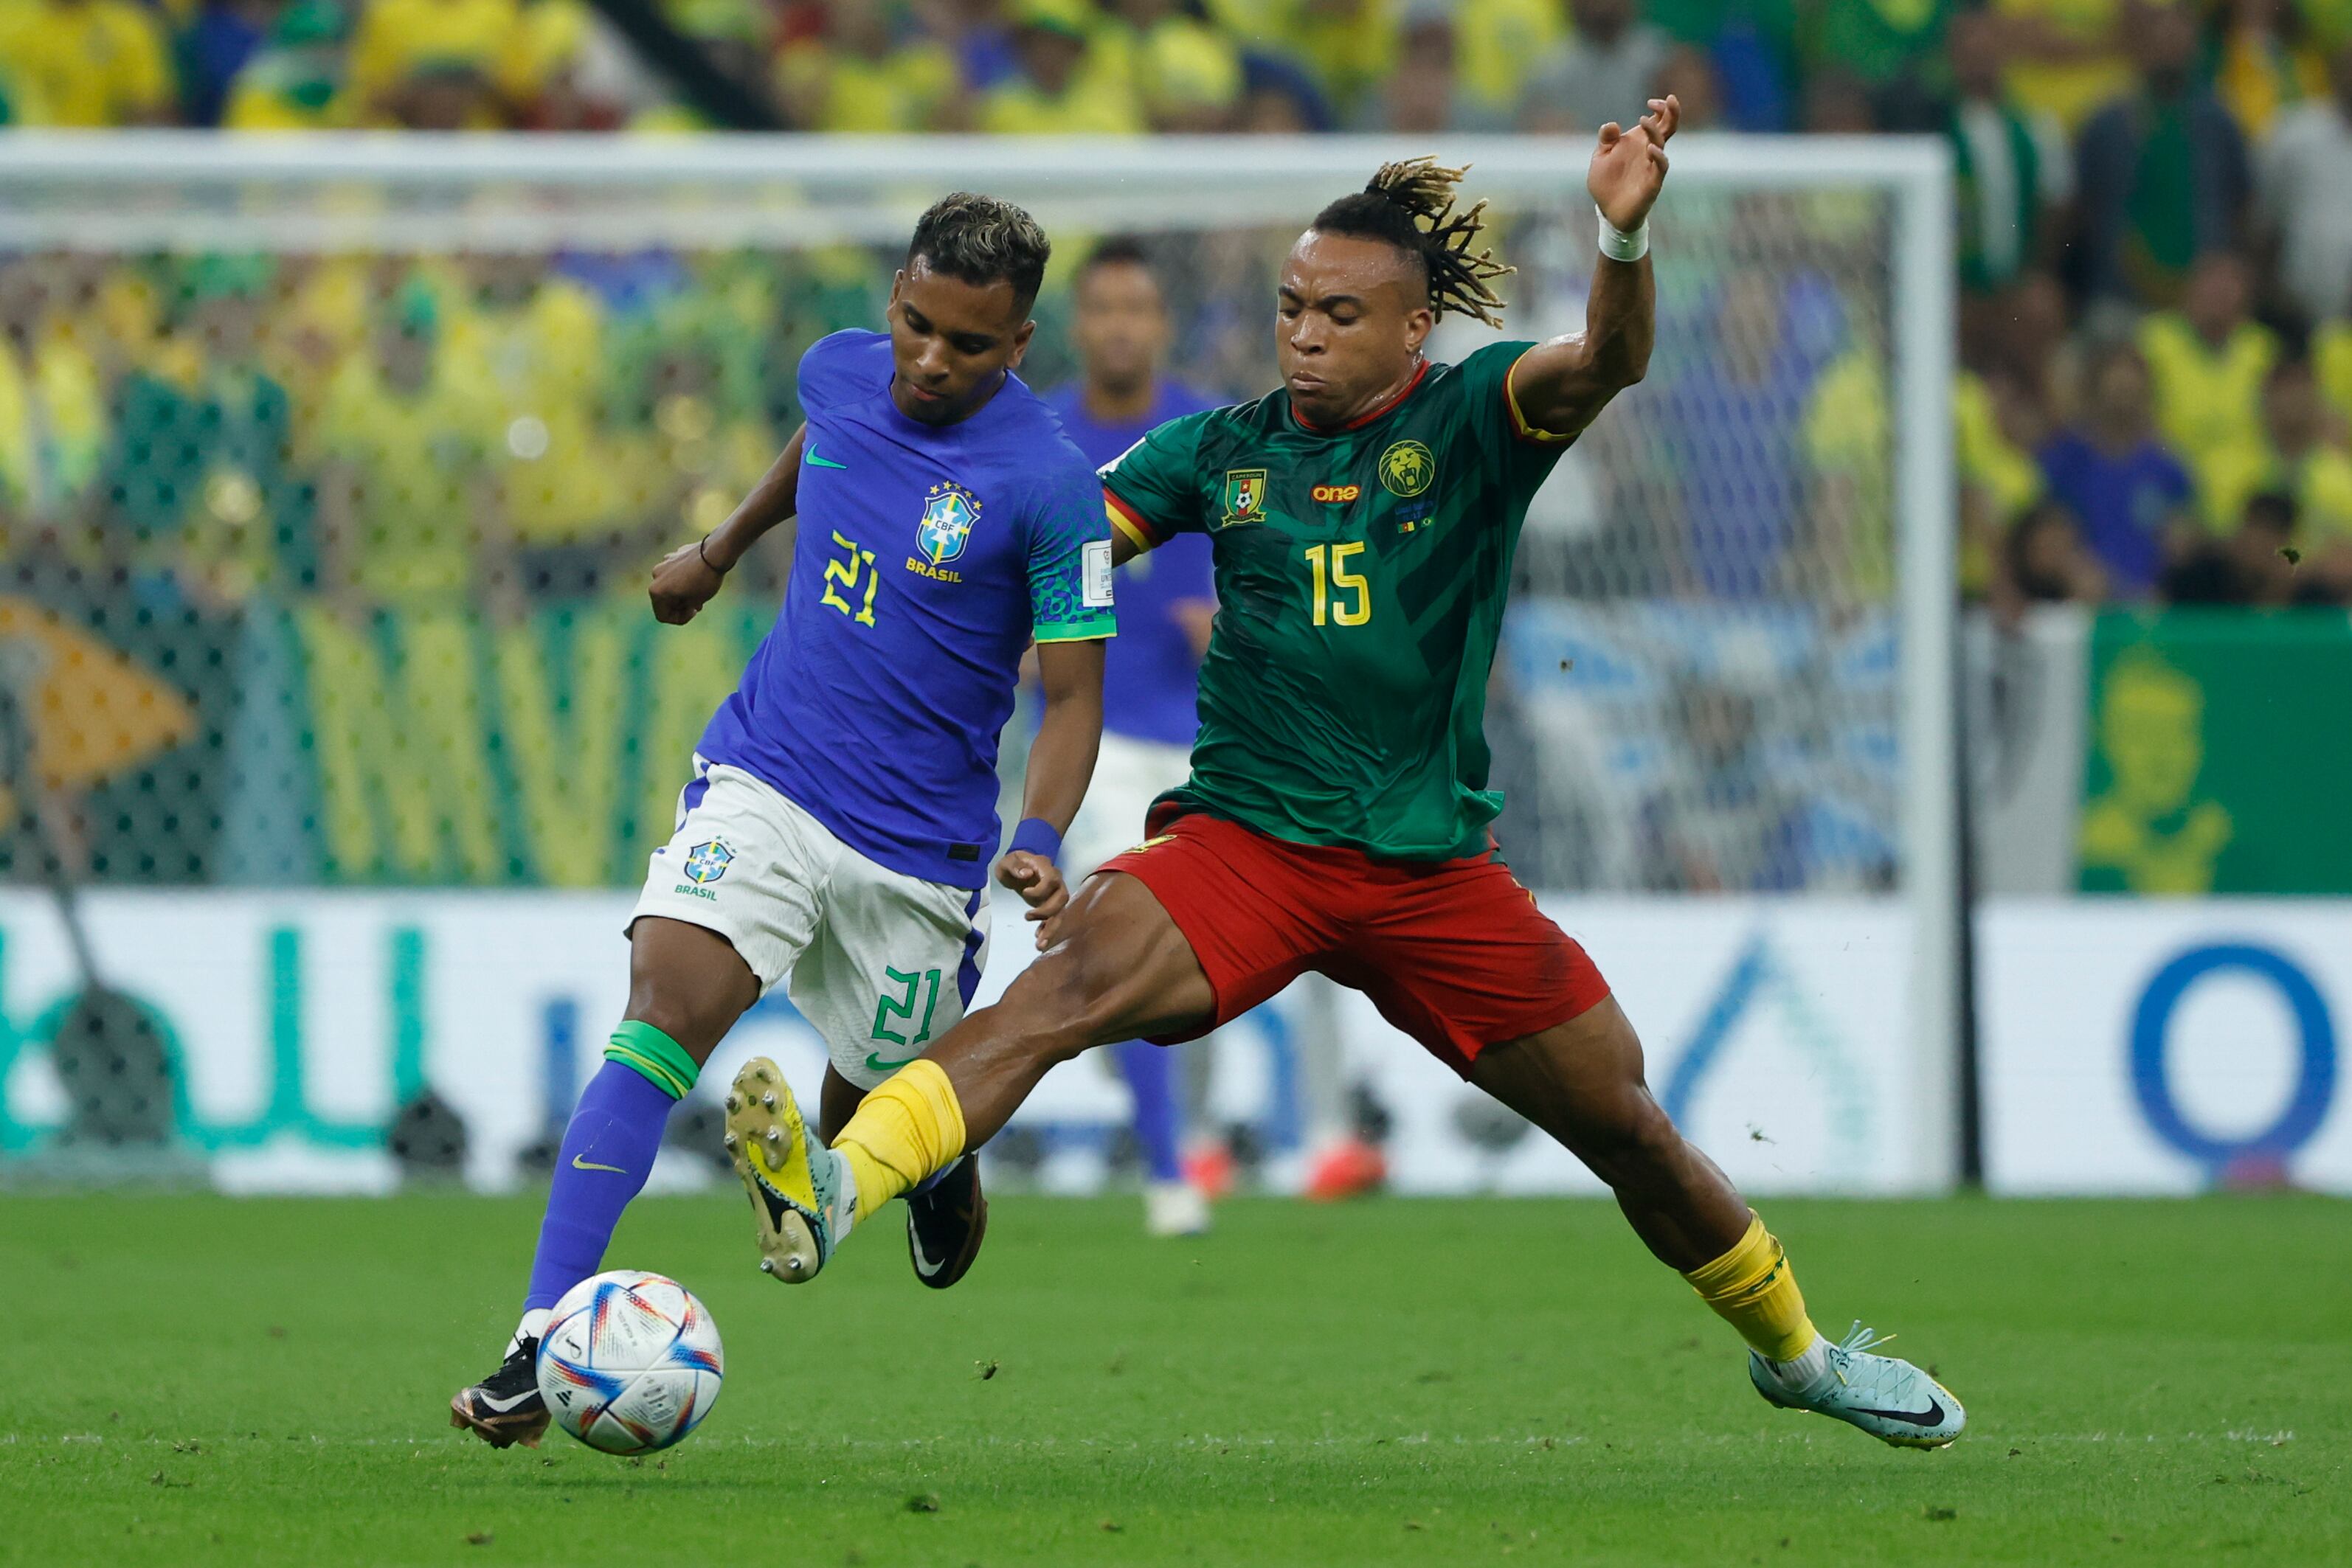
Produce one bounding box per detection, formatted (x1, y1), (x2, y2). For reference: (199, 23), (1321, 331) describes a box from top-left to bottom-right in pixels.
(604, 1020), (698, 1100)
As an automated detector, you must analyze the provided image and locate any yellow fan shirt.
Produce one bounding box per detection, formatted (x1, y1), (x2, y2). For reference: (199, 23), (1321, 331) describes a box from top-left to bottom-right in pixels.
(0, 0), (171, 125)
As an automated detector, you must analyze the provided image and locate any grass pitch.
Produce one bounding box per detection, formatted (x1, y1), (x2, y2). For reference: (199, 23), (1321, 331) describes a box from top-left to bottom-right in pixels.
(3, 1193), (2345, 1566)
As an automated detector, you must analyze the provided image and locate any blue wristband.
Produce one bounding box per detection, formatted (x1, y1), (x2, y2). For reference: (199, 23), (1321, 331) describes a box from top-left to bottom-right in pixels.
(1009, 817), (1062, 865)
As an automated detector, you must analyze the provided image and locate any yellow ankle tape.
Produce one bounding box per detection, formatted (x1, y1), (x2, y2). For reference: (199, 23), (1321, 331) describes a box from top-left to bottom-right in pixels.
(1683, 1212), (1819, 1363)
(833, 1059), (967, 1221)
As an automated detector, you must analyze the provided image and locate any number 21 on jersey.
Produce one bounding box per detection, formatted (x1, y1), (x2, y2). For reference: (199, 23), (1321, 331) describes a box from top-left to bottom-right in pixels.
(820, 530), (881, 626)
(1304, 542), (1371, 627)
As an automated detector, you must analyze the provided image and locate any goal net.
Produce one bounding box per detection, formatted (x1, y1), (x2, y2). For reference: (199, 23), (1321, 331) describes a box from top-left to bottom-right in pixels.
(0, 134), (1956, 1188)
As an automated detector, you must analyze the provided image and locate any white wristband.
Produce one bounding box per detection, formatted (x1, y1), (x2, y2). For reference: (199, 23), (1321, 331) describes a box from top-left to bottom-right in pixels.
(1597, 205), (1649, 263)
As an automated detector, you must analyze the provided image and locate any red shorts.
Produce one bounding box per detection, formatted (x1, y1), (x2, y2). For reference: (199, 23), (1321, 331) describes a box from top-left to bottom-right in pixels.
(1097, 810), (1611, 1076)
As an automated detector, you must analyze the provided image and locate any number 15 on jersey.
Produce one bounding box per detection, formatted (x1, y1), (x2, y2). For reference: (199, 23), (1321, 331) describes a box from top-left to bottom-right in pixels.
(1304, 542), (1372, 627)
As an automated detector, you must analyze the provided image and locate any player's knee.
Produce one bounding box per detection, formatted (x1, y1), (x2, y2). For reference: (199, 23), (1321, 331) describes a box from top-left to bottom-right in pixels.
(625, 917), (758, 1061)
(621, 982), (735, 1064)
(1575, 1089), (1684, 1184)
(996, 947), (1131, 1064)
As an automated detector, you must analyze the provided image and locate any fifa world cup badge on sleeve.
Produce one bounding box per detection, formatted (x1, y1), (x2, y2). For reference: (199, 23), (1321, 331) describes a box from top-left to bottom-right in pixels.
(1082, 539), (1114, 607)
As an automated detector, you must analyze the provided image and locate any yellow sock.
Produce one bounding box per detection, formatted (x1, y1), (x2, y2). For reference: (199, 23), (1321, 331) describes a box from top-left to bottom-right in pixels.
(832, 1060), (967, 1224)
(1681, 1211), (1819, 1363)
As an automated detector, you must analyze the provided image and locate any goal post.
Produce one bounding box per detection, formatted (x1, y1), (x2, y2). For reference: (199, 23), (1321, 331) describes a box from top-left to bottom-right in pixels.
(0, 132), (1959, 1190)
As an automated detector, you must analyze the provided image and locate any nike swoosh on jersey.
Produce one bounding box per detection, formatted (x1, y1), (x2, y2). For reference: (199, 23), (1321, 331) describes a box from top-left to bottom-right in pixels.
(806, 446), (849, 469)
(1853, 1398), (1947, 1427)
(570, 1154), (628, 1174)
(864, 1052), (918, 1073)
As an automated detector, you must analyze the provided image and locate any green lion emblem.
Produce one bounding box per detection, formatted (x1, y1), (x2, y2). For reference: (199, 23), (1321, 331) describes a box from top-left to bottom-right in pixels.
(1377, 440), (1436, 499)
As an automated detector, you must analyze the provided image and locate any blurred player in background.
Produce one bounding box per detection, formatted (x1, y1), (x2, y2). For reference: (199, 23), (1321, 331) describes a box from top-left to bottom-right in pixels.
(1050, 240), (1388, 1218)
(451, 193), (1113, 1448)
(1045, 237), (1220, 1237)
(732, 105), (1971, 1450)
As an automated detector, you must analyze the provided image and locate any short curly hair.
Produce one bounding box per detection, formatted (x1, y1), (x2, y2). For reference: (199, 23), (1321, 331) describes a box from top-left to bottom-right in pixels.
(907, 192), (1053, 313)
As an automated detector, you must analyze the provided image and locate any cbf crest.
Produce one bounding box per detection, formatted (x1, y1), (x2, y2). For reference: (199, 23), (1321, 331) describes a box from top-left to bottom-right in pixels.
(684, 839), (734, 884)
(918, 482), (981, 566)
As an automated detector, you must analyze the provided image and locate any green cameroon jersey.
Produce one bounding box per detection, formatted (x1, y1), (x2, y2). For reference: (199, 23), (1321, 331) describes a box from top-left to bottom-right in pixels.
(1101, 340), (1572, 861)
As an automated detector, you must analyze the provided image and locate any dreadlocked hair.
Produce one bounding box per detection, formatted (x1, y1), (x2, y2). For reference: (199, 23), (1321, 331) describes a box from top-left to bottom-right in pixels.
(1310, 157), (1512, 327)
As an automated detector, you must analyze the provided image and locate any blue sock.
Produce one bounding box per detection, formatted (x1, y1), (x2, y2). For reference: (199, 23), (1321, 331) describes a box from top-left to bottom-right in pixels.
(523, 1059), (676, 1311)
(1116, 1038), (1183, 1184)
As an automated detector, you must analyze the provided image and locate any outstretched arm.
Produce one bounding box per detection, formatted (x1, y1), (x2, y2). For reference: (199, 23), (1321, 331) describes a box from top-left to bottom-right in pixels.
(997, 636), (1106, 943)
(650, 423), (806, 624)
(1507, 97), (1678, 444)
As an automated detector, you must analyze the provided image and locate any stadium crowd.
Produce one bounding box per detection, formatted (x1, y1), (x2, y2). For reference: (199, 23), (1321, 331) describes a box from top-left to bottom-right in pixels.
(1, 0), (2351, 893)
(0, 1), (2348, 612)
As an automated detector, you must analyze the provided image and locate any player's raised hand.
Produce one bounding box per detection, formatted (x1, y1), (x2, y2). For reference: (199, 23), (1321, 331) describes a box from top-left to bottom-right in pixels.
(649, 536), (727, 625)
(995, 850), (1070, 947)
(1588, 94), (1678, 235)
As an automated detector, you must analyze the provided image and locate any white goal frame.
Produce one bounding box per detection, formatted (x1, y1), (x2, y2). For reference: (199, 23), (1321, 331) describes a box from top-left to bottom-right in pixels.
(0, 131), (1959, 1188)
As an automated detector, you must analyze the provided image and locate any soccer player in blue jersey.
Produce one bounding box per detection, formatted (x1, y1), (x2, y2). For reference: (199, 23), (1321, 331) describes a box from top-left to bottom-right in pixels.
(451, 193), (1115, 1449)
(1045, 238), (1222, 1238)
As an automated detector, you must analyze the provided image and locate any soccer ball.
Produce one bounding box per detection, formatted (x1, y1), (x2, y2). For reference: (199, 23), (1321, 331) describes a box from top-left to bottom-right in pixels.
(536, 1271), (724, 1454)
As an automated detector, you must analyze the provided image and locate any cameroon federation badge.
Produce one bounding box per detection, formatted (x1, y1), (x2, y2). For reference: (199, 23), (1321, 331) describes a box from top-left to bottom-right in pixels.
(1377, 440), (1436, 499)
(918, 482), (981, 566)
(1220, 468), (1270, 528)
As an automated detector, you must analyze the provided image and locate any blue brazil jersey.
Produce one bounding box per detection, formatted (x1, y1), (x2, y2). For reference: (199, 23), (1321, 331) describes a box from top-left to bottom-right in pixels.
(699, 330), (1115, 889)
(1044, 380), (1222, 748)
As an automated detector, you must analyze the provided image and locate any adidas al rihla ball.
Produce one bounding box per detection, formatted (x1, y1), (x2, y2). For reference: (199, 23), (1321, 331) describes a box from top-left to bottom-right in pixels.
(536, 1271), (724, 1454)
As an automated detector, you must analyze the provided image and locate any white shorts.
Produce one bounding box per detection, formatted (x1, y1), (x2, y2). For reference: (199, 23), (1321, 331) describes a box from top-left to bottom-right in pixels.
(631, 758), (989, 1091)
(1063, 731), (1194, 881)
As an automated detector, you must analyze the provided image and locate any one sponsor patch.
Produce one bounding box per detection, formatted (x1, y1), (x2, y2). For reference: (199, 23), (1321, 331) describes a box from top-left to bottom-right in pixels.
(1311, 484), (1362, 503)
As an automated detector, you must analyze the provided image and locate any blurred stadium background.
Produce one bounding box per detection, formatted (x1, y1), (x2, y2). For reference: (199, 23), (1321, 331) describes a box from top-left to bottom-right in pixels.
(1, 0), (2349, 1215)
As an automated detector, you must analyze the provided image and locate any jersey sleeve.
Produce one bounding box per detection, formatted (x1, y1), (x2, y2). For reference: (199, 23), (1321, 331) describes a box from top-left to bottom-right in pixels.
(1456, 339), (1578, 448)
(1026, 448), (1118, 644)
(1099, 409), (1214, 551)
(1454, 340), (1575, 498)
(793, 329), (876, 418)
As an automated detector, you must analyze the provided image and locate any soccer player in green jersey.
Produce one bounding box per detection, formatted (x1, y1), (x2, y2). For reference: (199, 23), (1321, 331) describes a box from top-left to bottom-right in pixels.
(727, 100), (1967, 1449)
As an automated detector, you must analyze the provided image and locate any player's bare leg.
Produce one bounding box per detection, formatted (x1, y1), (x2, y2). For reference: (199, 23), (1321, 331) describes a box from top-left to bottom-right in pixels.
(452, 917), (758, 1447)
(725, 873), (1197, 1283)
(909, 873), (1214, 1143)
(618, 917), (764, 1070)
(1468, 997), (1746, 1269)
(817, 1064), (864, 1144)
(733, 872), (1210, 1280)
(1473, 1006), (1965, 1447)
